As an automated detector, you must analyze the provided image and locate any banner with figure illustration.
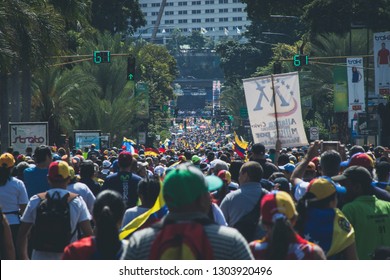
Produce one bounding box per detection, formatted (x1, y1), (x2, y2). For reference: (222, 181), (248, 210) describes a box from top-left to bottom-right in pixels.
(346, 57), (365, 127)
(242, 72), (308, 149)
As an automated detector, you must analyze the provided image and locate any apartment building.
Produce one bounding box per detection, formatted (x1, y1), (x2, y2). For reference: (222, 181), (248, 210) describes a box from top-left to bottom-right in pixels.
(137, 0), (250, 42)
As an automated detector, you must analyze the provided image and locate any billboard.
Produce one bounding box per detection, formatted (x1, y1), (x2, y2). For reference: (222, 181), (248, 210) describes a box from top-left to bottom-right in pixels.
(73, 130), (101, 150)
(9, 122), (48, 153)
(373, 31), (390, 96)
(346, 57), (365, 127)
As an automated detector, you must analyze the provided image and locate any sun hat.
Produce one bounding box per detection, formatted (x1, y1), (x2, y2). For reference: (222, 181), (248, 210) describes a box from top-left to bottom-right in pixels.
(163, 162), (223, 209)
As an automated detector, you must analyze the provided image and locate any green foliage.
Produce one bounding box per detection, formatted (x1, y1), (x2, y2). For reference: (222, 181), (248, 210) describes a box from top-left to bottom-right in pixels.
(90, 0), (146, 35)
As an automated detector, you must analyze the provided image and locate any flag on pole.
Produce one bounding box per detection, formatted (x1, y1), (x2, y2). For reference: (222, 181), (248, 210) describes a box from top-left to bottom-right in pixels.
(122, 137), (135, 154)
(224, 28), (229, 36)
(234, 132), (248, 159)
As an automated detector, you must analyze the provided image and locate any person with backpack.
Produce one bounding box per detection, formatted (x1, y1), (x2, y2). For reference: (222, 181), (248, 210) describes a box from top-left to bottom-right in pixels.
(220, 161), (268, 242)
(62, 190), (127, 259)
(122, 162), (253, 260)
(17, 161), (93, 260)
(249, 191), (326, 260)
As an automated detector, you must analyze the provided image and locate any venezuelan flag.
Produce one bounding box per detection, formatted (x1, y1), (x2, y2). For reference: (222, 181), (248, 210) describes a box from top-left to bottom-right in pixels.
(119, 181), (166, 240)
(144, 147), (159, 157)
(303, 208), (355, 258)
(122, 137), (135, 154)
(195, 142), (204, 150)
(234, 132), (248, 159)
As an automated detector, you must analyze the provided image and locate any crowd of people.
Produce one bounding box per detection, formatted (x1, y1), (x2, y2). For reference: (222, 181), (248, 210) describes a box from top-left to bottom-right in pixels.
(0, 137), (390, 260)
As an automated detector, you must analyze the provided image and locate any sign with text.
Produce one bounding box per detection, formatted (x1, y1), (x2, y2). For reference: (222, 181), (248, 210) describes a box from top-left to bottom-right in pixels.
(242, 72), (308, 149)
(347, 57), (365, 127)
(73, 130), (101, 150)
(373, 31), (390, 96)
(9, 122), (48, 153)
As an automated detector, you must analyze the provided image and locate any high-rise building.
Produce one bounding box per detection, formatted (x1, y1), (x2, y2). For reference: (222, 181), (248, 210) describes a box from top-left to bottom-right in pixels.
(137, 0), (250, 42)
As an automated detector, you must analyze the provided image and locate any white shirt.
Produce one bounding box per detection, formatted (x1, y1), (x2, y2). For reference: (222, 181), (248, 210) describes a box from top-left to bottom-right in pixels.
(0, 177), (29, 224)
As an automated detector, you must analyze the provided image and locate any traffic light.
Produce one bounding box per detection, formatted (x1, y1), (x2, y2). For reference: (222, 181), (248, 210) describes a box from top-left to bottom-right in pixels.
(127, 55), (136, 81)
(273, 61), (282, 74)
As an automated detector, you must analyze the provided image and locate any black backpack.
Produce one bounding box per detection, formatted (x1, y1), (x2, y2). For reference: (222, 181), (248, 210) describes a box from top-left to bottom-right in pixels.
(233, 190), (266, 243)
(32, 191), (78, 253)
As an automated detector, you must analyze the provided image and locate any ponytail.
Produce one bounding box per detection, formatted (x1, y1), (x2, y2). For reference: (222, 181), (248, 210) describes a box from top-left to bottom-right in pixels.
(265, 216), (297, 260)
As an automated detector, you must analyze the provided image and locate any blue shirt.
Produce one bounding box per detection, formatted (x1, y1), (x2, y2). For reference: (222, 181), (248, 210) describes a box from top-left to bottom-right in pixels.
(23, 167), (50, 199)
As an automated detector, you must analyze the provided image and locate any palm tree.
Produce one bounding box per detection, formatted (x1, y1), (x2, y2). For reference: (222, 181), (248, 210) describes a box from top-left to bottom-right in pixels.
(31, 67), (100, 145)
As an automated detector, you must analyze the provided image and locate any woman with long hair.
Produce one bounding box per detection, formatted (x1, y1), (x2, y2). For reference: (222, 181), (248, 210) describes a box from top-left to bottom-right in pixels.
(62, 190), (126, 259)
(249, 191), (325, 260)
(295, 177), (357, 259)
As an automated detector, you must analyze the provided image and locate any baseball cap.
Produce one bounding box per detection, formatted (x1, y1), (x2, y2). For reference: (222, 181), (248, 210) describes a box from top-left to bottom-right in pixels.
(251, 143), (266, 155)
(273, 177), (291, 192)
(0, 153), (15, 168)
(48, 161), (71, 181)
(191, 155), (201, 164)
(306, 177), (346, 201)
(154, 165), (166, 177)
(332, 165), (373, 184)
(348, 153), (374, 171)
(261, 191), (297, 225)
(102, 160), (111, 168)
(118, 151), (133, 168)
(163, 163), (223, 209)
(217, 170), (232, 185)
(278, 163), (295, 173)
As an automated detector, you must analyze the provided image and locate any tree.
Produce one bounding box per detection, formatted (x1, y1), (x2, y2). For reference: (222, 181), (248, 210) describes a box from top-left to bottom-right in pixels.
(91, 0), (146, 35)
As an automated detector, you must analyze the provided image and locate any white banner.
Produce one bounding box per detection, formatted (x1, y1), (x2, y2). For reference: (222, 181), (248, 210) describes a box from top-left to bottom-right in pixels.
(243, 72), (308, 149)
(346, 57), (365, 127)
(9, 122), (48, 153)
(373, 31), (390, 96)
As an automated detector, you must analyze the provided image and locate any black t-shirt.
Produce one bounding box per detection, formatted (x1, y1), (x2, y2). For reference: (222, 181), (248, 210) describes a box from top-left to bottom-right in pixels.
(249, 158), (279, 180)
(102, 171), (142, 209)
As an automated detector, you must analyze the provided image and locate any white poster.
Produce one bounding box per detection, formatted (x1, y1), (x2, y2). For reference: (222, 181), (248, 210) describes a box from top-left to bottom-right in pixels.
(242, 72), (308, 149)
(9, 122), (48, 153)
(74, 131), (101, 150)
(346, 57), (365, 127)
(373, 31), (390, 96)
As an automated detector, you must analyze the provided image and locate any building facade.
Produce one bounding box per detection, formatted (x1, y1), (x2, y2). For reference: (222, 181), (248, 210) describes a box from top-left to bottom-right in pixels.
(137, 0), (250, 41)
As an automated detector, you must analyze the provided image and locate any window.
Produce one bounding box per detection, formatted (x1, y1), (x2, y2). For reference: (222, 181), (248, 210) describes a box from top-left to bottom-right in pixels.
(233, 8), (242, 12)
(219, 0), (229, 3)
(151, 2), (160, 7)
(205, 0), (215, 4)
(151, 20), (156, 25)
(232, 0), (240, 2)
(219, 17), (229, 22)
(192, 18), (201, 23)
(165, 11), (174, 15)
(192, 1), (201, 5)
(178, 10), (188, 15)
(232, 17), (242, 21)
(205, 9), (215, 13)
(164, 20), (174, 24)
(178, 19), (188, 23)
(152, 12), (159, 16)
(143, 12), (147, 16)
(178, 1), (187, 6)
(192, 10), (201, 14)
(141, 3), (147, 8)
(219, 8), (228, 13)
(166, 2), (174, 6)
(205, 18), (215, 22)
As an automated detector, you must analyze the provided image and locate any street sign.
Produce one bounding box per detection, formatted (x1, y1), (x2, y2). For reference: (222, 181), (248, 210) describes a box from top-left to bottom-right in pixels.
(310, 127), (319, 140)
(240, 107), (248, 118)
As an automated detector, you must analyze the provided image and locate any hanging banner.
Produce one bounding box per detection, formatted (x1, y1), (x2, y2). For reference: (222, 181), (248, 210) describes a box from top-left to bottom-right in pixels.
(242, 72), (308, 149)
(373, 31), (390, 96)
(333, 65), (349, 112)
(346, 57), (365, 127)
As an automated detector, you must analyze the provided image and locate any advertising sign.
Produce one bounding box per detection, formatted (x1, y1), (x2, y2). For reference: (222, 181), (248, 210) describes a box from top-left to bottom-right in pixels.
(9, 122), (48, 153)
(346, 57), (365, 127)
(74, 130), (101, 150)
(373, 31), (390, 96)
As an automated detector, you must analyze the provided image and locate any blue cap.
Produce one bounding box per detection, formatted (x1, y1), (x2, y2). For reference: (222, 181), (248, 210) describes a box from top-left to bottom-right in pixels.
(278, 163), (295, 173)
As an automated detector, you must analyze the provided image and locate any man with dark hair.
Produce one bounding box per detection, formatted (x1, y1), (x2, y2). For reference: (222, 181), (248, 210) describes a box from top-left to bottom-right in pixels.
(249, 143), (278, 180)
(220, 161), (268, 230)
(373, 161), (390, 191)
(102, 151), (142, 209)
(23, 145), (52, 198)
(79, 160), (101, 197)
(17, 161), (93, 260)
(332, 166), (390, 259)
